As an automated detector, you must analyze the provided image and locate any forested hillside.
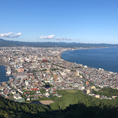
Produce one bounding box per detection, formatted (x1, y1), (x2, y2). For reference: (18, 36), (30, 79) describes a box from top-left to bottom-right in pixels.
(0, 90), (118, 118)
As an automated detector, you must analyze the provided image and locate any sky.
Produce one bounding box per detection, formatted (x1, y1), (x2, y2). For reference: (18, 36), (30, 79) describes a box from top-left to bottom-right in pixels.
(0, 0), (118, 44)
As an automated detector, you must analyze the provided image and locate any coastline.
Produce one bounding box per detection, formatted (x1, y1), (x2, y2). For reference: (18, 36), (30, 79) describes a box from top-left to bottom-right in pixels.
(60, 47), (117, 74)
(0, 47), (117, 103)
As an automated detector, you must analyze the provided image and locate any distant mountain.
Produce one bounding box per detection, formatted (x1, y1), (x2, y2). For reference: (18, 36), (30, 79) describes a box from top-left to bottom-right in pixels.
(0, 39), (117, 48)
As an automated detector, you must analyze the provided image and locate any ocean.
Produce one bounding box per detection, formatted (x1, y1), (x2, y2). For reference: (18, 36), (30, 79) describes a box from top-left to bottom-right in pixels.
(0, 65), (10, 82)
(61, 47), (118, 72)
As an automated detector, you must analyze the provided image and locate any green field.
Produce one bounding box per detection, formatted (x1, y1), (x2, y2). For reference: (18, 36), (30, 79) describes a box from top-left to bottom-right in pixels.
(0, 89), (118, 118)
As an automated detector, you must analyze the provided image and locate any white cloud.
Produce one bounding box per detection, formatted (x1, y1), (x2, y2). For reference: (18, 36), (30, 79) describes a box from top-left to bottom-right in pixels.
(39, 34), (72, 41)
(0, 32), (22, 38)
(40, 34), (55, 39)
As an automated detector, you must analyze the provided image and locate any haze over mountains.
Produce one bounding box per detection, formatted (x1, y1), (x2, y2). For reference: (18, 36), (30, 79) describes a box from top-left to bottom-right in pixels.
(0, 39), (117, 48)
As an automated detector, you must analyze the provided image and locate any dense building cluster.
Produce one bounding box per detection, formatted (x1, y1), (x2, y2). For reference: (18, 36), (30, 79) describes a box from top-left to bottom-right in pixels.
(0, 47), (117, 103)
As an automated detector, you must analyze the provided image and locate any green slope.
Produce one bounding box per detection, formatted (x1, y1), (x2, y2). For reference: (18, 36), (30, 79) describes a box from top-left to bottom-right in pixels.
(0, 89), (118, 118)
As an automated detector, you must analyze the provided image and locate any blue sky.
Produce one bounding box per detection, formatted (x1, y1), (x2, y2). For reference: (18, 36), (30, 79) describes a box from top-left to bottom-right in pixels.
(0, 0), (117, 44)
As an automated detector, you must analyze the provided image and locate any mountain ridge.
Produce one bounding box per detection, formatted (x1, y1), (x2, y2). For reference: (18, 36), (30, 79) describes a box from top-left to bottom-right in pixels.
(0, 39), (117, 47)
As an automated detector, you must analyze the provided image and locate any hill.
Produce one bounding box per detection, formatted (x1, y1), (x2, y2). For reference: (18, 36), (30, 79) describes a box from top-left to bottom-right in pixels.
(0, 39), (117, 47)
(0, 89), (118, 118)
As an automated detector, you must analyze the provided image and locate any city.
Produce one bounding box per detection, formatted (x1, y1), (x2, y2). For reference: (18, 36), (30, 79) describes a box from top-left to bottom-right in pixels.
(0, 47), (117, 104)
(0, 0), (117, 117)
